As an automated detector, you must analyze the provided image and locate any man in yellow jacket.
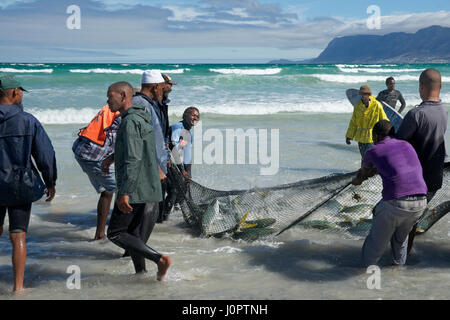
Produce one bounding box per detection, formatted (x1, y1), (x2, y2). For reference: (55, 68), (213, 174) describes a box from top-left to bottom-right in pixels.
(346, 85), (389, 162)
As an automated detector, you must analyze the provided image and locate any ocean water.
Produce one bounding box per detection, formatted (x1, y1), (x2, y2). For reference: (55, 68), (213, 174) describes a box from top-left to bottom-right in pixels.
(0, 63), (449, 299)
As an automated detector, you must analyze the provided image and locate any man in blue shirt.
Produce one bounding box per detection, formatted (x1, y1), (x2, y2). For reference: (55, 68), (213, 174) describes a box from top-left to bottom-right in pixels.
(164, 107), (200, 220)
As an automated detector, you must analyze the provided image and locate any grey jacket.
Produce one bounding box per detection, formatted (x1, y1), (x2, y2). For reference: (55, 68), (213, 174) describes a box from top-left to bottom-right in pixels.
(132, 93), (169, 174)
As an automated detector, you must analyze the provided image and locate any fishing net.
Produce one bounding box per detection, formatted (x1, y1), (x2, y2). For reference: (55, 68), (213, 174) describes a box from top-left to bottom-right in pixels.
(169, 162), (450, 241)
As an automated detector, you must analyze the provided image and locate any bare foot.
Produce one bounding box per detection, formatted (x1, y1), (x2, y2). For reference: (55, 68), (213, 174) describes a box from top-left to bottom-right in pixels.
(12, 287), (33, 297)
(156, 256), (172, 281)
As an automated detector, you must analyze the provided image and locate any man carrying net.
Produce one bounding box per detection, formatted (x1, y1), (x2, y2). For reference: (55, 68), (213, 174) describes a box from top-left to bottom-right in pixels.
(352, 120), (427, 267)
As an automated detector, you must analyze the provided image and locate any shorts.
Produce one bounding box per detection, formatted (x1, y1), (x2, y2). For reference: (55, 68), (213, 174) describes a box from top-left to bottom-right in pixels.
(75, 156), (116, 193)
(0, 203), (32, 233)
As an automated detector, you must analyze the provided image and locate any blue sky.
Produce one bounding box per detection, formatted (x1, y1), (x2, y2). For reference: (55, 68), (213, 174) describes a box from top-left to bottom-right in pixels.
(0, 0), (449, 63)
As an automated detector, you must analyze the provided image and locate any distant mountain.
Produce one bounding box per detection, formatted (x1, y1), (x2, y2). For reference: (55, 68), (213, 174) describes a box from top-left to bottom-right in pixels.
(268, 58), (314, 64)
(269, 26), (450, 64)
(313, 26), (450, 64)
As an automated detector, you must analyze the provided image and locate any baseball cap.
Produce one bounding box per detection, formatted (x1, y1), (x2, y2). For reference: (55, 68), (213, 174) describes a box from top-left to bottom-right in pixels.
(0, 74), (28, 92)
(141, 70), (165, 84)
(162, 73), (177, 85)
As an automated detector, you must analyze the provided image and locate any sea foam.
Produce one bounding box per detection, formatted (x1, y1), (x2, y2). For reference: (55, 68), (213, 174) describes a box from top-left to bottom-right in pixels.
(0, 68), (53, 73)
(209, 68), (282, 75)
(27, 100), (354, 124)
(69, 68), (188, 74)
(312, 74), (450, 83)
(338, 67), (423, 73)
(27, 107), (99, 124)
(312, 74), (420, 83)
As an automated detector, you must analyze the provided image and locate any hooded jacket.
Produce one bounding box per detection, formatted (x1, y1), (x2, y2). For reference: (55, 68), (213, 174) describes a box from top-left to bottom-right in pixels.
(346, 96), (389, 143)
(0, 104), (57, 205)
(114, 104), (162, 204)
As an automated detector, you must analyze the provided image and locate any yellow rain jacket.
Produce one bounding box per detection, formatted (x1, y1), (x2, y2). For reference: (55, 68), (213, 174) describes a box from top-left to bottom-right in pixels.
(346, 96), (388, 143)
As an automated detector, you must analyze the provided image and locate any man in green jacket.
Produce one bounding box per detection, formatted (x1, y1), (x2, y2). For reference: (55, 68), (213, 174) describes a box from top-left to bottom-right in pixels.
(106, 81), (171, 281)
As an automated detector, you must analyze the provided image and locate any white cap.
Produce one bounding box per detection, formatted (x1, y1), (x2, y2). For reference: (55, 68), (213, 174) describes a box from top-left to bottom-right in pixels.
(141, 70), (165, 84)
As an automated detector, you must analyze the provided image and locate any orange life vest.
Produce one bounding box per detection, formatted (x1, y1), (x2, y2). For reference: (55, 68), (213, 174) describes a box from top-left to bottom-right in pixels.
(78, 105), (120, 146)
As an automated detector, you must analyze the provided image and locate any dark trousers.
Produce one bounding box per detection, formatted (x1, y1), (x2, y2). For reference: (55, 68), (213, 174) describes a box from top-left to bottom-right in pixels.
(162, 165), (191, 219)
(107, 202), (161, 273)
(0, 203), (32, 233)
(157, 180), (168, 222)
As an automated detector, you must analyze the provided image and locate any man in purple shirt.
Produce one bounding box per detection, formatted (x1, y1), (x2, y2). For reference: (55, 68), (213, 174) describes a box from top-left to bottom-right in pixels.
(352, 120), (427, 267)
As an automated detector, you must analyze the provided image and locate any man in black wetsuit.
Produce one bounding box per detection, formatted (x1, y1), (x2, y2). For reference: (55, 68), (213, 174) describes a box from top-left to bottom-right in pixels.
(377, 77), (407, 114)
(106, 81), (171, 281)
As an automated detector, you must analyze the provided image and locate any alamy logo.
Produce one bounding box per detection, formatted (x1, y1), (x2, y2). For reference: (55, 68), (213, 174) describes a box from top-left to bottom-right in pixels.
(366, 265), (381, 290)
(66, 265), (81, 290)
(190, 121), (279, 176)
(66, 5), (81, 30)
(366, 5), (381, 30)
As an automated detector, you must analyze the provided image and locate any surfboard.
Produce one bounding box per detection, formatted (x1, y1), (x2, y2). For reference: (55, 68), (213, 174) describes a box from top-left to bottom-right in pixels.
(346, 89), (403, 132)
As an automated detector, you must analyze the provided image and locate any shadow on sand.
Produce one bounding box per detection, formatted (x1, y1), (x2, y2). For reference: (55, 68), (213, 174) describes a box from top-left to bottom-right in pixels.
(243, 237), (450, 283)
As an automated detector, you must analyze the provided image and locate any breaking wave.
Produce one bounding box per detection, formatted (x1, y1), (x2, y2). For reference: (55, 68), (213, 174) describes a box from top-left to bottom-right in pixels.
(69, 68), (188, 74)
(209, 68), (282, 75)
(338, 67), (423, 73)
(312, 74), (450, 83)
(0, 68), (53, 73)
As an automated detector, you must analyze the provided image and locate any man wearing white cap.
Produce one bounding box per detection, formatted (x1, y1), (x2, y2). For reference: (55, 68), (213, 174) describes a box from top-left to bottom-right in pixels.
(118, 70), (170, 254)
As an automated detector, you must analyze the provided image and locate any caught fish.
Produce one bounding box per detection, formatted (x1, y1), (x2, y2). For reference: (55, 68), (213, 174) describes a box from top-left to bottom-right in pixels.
(233, 227), (277, 241)
(245, 218), (277, 228)
(339, 204), (373, 214)
(337, 218), (358, 228)
(322, 199), (344, 212)
(348, 218), (372, 233)
(299, 220), (338, 230)
(236, 211), (258, 231)
(201, 199), (238, 236)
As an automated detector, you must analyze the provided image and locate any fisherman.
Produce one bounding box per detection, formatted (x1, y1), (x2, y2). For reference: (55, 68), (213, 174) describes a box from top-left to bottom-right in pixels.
(161, 73), (176, 142)
(158, 73), (177, 222)
(164, 107), (200, 220)
(352, 120), (427, 267)
(0, 74), (57, 293)
(105, 81), (171, 280)
(105, 71), (168, 257)
(72, 105), (121, 240)
(376, 77), (407, 114)
(132, 71), (170, 226)
(346, 85), (389, 162)
(395, 68), (448, 254)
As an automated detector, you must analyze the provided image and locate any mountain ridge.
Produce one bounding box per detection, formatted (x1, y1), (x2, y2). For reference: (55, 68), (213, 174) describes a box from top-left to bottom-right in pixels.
(269, 26), (450, 64)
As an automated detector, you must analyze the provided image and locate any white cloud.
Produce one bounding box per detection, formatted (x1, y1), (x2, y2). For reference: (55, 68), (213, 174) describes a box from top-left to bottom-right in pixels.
(163, 5), (205, 22)
(225, 8), (249, 18)
(0, 0), (449, 61)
